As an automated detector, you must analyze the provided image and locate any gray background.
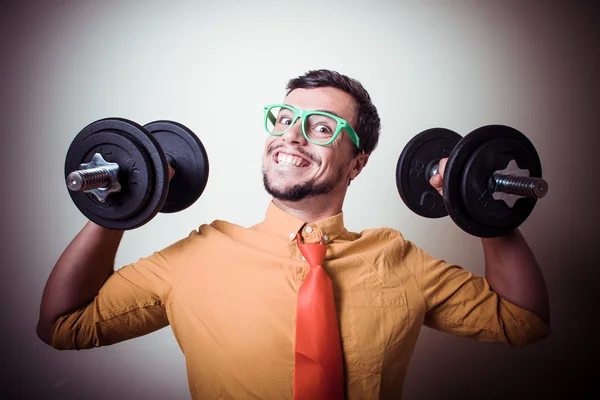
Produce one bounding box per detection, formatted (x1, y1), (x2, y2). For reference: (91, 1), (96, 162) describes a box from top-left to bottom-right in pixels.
(1, 0), (597, 398)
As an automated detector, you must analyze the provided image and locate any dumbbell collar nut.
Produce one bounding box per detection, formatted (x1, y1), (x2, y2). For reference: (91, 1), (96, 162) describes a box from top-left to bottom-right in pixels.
(66, 152), (121, 202)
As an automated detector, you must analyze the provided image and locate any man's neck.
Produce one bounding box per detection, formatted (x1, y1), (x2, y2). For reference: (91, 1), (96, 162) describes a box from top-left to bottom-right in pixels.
(272, 196), (344, 223)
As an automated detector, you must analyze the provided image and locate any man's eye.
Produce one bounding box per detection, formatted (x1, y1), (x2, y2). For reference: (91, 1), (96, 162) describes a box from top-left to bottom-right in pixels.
(315, 124), (332, 134)
(279, 117), (292, 125)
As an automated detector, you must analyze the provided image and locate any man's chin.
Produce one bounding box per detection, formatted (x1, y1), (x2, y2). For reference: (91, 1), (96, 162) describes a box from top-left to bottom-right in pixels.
(263, 178), (335, 203)
(264, 184), (310, 202)
(263, 175), (311, 202)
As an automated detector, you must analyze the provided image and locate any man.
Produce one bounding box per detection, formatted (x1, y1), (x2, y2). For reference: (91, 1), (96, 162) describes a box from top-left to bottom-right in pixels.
(37, 69), (550, 399)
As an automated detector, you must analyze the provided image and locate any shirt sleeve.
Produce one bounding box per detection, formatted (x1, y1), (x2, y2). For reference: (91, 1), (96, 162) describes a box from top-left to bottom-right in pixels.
(399, 233), (550, 347)
(51, 229), (201, 350)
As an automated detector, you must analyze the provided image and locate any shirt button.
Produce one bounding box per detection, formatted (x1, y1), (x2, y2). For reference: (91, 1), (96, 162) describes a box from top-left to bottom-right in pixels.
(305, 226), (313, 233)
(323, 234), (329, 241)
(289, 233), (295, 239)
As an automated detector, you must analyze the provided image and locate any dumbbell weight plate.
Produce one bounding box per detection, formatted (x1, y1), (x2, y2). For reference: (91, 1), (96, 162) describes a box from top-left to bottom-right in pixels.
(143, 121), (209, 213)
(396, 128), (462, 218)
(443, 125), (542, 237)
(64, 118), (169, 230)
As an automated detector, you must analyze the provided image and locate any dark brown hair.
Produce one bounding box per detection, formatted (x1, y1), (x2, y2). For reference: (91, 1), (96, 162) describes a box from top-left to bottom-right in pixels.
(286, 69), (381, 155)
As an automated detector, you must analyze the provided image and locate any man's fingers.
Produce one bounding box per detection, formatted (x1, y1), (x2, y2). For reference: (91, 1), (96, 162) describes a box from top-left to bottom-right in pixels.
(168, 165), (176, 181)
(429, 157), (448, 196)
(430, 174), (442, 188)
(438, 158), (448, 177)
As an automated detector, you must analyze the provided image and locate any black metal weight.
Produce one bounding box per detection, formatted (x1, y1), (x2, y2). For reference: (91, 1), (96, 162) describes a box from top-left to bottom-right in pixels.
(396, 128), (462, 218)
(143, 121), (209, 213)
(64, 118), (208, 230)
(397, 125), (548, 238)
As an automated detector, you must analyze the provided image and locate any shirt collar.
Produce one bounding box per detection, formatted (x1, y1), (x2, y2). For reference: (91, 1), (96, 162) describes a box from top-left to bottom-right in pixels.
(256, 201), (348, 243)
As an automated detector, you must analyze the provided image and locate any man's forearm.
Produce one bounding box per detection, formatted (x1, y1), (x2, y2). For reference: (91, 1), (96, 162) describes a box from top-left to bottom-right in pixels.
(36, 221), (124, 345)
(482, 229), (550, 326)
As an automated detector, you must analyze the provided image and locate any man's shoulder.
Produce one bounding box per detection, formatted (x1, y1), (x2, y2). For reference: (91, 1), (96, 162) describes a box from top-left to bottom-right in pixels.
(196, 218), (268, 237)
(193, 218), (247, 235)
(350, 225), (404, 240)
(342, 226), (409, 250)
(165, 219), (242, 242)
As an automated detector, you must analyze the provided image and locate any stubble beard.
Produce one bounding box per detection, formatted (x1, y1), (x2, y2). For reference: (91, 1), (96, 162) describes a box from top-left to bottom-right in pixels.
(262, 165), (346, 202)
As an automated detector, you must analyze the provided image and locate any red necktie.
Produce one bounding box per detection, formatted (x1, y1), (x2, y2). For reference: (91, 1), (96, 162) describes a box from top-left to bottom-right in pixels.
(294, 232), (344, 400)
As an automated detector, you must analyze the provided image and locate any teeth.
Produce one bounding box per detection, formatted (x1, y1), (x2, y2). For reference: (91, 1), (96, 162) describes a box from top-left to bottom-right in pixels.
(277, 153), (306, 167)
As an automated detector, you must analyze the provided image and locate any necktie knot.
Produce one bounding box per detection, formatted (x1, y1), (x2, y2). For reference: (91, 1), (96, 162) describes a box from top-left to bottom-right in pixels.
(296, 232), (326, 267)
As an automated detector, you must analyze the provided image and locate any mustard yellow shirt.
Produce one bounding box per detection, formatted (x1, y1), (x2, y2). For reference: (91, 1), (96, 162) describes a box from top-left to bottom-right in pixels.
(52, 201), (550, 399)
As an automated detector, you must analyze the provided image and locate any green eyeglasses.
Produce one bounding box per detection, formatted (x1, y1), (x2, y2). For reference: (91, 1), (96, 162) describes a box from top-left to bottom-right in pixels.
(263, 104), (360, 148)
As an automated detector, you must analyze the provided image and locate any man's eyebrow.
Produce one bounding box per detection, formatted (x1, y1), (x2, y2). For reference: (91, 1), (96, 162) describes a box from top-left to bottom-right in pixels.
(315, 109), (343, 119)
(283, 103), (344, 119)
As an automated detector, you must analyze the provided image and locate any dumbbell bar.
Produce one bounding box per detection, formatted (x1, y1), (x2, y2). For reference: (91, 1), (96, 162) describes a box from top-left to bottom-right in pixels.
(427, 155), (548, 201)
(396, 125), (548, 238)
(64, 118), (209, 230)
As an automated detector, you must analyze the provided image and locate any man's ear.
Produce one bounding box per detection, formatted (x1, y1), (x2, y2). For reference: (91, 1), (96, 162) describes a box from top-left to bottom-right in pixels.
(349, 152), (369, 180)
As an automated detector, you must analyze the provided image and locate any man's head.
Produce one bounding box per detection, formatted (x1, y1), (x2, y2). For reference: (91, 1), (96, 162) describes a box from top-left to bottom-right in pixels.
(262, 69), (381, 204)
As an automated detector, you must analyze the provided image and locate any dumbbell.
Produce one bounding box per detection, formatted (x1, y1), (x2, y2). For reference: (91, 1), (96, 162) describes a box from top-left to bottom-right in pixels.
(396, 125), (548, 238)
(64, 118), (209, 230)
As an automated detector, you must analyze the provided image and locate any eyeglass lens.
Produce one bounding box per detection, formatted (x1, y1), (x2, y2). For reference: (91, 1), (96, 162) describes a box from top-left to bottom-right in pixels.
(266, 106), (338, 144)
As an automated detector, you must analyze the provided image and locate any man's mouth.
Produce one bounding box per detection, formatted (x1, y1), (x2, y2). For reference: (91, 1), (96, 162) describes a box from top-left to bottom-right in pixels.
(274, 151), (311, 167)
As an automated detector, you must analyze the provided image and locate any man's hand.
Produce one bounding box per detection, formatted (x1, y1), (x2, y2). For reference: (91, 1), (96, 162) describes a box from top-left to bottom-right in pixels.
(168, 165), (175, 181)
(427, 157), (550, 326)
(429, 158), (448, 196)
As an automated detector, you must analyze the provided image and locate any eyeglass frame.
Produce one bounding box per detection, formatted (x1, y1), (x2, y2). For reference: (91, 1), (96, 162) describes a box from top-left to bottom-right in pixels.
(263, 103), (361, 149)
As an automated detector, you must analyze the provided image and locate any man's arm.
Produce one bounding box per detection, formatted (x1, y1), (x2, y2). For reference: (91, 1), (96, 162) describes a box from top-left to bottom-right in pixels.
(36, 221), (124, 345)
(481, 231), (550, 325)
(430, 158), (550, 326)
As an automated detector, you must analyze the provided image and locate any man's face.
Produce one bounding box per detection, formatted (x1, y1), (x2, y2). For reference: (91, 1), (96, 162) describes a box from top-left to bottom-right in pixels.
(262, 87), (360, 202)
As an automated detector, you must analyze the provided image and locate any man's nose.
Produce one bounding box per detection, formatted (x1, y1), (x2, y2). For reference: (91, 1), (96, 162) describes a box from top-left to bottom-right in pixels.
(282, 117), (307, 144)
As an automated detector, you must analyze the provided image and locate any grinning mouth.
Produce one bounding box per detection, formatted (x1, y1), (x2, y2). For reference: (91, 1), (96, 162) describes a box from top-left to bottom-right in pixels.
(274, 151), (311, 167)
